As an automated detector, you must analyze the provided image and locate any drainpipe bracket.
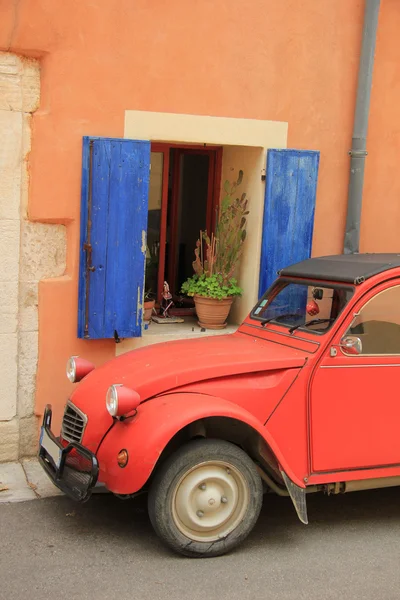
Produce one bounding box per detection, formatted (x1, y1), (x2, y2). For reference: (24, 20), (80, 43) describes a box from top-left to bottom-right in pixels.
(348, 150), (368, 158)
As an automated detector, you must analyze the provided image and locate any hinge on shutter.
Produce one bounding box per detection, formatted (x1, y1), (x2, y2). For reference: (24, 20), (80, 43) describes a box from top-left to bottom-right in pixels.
(84, 243), (95, 271)
(84, 141), (94, 338)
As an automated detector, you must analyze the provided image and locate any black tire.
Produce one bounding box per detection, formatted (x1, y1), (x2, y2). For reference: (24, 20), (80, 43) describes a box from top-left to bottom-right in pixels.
(148, 438), (263, 558)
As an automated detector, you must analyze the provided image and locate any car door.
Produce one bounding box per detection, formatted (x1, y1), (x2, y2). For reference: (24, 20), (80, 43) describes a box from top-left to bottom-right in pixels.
(310, 279), (400, 474)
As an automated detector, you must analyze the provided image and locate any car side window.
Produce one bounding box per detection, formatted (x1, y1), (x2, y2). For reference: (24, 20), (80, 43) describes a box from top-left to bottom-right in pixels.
(345, 284), (400, 355)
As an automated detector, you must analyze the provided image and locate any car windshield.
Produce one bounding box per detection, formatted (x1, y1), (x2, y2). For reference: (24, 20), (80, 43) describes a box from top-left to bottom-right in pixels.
(252, 280), (353, 334)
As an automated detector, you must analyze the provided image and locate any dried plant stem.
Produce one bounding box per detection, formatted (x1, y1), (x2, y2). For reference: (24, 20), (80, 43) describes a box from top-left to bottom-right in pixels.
(190, 170), (248, 285)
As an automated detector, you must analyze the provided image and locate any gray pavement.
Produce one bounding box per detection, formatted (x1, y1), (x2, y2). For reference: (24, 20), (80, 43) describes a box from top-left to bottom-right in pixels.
(0, 460), (64, 503)
(1, 487), (400, 600)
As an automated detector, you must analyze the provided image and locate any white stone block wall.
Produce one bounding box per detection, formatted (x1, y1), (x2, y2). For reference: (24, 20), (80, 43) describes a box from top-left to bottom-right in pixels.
(0, 52), (66, 461)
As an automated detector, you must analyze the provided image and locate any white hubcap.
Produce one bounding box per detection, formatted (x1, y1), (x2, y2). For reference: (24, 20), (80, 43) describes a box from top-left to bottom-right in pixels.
(172, 461), (249, 542)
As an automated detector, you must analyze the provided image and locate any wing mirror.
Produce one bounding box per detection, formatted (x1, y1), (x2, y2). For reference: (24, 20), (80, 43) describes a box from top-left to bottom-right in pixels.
(340, 335), (362, 355)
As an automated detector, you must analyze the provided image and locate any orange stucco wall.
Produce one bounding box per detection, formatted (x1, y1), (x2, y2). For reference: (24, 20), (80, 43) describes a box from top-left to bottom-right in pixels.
(1, 0), (399, 428)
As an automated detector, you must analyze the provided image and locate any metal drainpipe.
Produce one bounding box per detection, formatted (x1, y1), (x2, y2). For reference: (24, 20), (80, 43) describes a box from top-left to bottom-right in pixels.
(344, 0), (381, 254)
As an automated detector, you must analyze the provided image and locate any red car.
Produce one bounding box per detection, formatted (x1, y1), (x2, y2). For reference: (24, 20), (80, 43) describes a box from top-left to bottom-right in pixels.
(39, 253), (400, 557)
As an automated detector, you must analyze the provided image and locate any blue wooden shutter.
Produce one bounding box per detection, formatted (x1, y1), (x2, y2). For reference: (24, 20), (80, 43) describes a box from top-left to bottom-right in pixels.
(78, 137), (151, 339)
(258, 149), (320, 298)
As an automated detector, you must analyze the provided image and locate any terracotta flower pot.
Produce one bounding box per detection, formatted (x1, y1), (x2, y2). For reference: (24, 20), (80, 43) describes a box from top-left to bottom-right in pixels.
(194, 295), (234, 330)
(144, 299), (155, 322)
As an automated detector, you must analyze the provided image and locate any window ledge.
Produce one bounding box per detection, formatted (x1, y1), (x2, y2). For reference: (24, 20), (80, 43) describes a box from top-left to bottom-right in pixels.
(116, 318), (238, 355)
(143, 317), (238, 339)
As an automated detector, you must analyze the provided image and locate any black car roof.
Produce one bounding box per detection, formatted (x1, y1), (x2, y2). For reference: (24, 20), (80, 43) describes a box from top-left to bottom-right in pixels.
(279, 253), (400, 285)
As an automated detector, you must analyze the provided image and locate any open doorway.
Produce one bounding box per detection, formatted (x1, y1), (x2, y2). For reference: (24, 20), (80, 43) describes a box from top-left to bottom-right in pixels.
(146, 144), (222, 313)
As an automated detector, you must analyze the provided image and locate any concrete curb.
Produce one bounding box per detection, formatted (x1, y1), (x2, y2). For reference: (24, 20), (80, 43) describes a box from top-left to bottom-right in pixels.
(0, 459), (64, 503)
(0, 458), (109, 503)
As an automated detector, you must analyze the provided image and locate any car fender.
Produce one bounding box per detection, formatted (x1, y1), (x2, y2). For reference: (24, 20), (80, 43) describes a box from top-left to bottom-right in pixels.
(96, 392), (304, 494)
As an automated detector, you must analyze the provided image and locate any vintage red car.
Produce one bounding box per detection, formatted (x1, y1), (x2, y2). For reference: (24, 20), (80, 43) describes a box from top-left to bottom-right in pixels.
(39, 253), (400, 557)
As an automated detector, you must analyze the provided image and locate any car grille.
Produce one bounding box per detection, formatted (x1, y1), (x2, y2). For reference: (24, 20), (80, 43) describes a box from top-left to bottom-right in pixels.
(61, 402), (87, 444)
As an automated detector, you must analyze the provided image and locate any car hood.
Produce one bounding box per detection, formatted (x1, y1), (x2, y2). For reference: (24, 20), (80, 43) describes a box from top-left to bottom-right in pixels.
(71, 331), (307, 413)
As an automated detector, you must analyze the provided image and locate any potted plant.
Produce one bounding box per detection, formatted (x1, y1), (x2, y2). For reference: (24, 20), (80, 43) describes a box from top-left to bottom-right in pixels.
(144, 288), (156, 322)
(181, 170), (249, 329)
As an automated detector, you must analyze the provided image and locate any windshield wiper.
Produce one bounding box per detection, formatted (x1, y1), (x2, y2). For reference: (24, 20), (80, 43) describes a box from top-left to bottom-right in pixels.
(288, 318), (335, 334)
(261, 313), (301, 327)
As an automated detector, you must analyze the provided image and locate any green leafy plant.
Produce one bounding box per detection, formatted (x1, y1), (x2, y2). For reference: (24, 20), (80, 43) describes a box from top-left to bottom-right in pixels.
(181, 274), (242, 300)
(181, 170), (249, 300)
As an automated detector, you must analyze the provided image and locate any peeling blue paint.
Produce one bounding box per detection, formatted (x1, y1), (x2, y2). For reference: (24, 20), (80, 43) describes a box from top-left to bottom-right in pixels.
(258, 149), (320, 298)
(78, 137), (150, 339)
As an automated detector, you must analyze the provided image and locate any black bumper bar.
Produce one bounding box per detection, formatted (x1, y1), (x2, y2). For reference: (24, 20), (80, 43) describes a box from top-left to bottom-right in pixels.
(38, 405), (99, 502)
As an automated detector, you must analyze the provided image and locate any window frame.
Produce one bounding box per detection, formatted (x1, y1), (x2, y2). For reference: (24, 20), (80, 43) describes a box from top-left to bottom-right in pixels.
(342, 283), (400, 357)
(149, 144), (170, 304)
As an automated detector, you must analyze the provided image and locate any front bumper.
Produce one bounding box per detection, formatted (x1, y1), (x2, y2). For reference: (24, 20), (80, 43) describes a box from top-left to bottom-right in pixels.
(38, 404), (99, 502)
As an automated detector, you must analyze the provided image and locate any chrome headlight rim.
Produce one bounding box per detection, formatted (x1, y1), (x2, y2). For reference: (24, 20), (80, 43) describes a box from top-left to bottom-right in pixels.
(106, 384), (122, 416)
(66, 356), (78, 383)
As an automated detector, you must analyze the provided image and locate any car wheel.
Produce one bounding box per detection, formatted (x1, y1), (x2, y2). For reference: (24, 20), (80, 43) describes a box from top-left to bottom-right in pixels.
(148, 438), (263, 558)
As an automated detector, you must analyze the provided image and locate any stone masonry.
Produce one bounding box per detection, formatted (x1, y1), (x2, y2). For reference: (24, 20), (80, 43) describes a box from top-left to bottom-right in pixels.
(0, 52), (66, 461)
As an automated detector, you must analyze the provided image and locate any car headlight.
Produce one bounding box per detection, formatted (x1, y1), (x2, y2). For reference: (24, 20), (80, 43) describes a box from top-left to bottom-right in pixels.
(66, 356), (78, 383)
(106, 384), (141, 417)
(106, 384), (120, 416)
(66, 356), (95, 383)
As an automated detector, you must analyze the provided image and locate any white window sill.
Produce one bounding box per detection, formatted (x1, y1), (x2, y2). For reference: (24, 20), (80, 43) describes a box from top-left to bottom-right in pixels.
(143, 317), (238, 339)
(115, 317), (238, 355)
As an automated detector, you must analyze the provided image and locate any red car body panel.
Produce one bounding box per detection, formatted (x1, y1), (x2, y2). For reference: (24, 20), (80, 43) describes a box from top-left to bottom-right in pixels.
(73, 333), (307, 405)
(96, 392), (306, 494)
(176, 367), (302, 424)
(266, 364), (311, 481)
(310, 276), (400, 473)
(71, 333), (306, 453)
(59, 264), (400, 499)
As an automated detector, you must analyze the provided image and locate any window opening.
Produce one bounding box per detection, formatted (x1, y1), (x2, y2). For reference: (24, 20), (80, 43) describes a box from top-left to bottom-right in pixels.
(147, 144), (222, 313)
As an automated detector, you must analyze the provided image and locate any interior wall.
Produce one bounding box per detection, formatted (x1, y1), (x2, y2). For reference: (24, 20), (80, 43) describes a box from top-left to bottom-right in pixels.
(148, 152), (163, 211)
(220, 146), (267, 324)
